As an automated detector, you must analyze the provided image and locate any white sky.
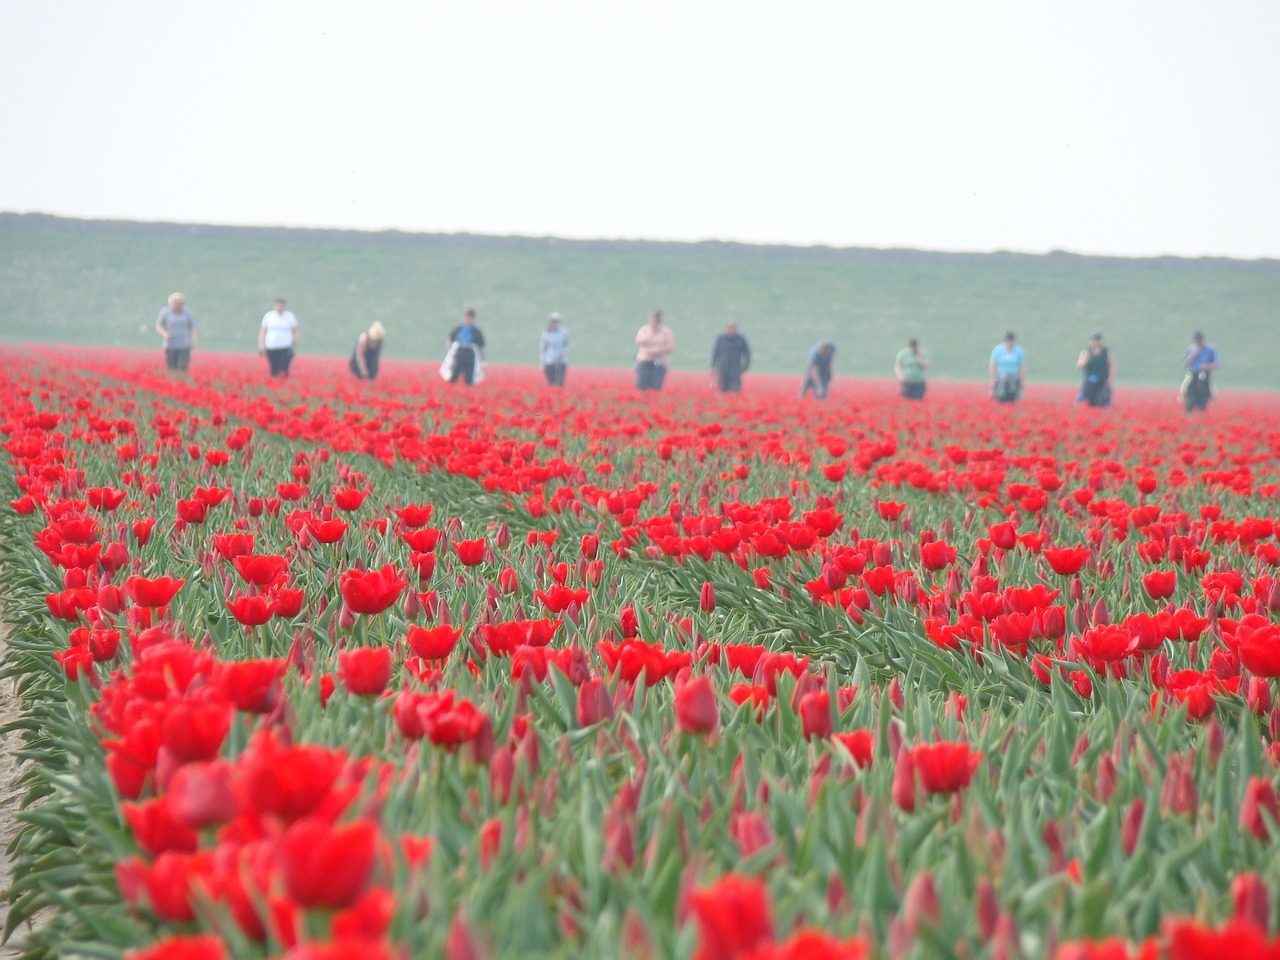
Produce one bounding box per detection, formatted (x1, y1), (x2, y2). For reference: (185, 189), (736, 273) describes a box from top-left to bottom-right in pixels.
(3, 1), (1278, 258)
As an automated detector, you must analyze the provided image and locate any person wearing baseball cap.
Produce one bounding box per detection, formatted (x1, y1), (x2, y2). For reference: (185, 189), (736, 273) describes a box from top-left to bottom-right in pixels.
(540, 312), (569, 386)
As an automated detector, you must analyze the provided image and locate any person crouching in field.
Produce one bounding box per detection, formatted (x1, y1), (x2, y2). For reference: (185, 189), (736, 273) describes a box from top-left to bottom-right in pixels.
(540, 313), (569, 386)
(800, 340), (836, 399)
(710, 322), (751, 393)
(1076, 332), (1113, 407)
(895, 337), (929, 399)
(156, 292), (196, 376)
(989, 330), (1024, 402)
(350, 322), (385, 381)
(259, 299), (299, 378)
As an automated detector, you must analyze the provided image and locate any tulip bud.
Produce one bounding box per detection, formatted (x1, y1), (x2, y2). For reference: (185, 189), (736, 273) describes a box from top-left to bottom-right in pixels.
(1122, 798), (1145, 856)
(1232, 873), (1270, 931)
(699, 581), (716, 613)
(1205, 717), (1224, 769)
(1096, 753), (1117, 802)
(889, 677), (905, 712)
(903, 870), (940, 934)
(975, 878), (999, 941)
(445, 910), (485, 960)
(675, 675), (719, 735)
(577, 679), (614, 727)
(892, 749), (917, 812)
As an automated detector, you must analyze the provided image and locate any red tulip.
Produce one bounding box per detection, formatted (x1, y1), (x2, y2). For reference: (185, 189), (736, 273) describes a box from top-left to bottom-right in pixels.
(1142, 570), (1178, 600)
(798, 689), (832, 740)
(1238, 622), (1280, 678)
(167, 760), (237, 830)
(239, 734), (346, 821)
(123, 933), (228, 960)
(453, 538), (488, 566)
(226, 593), (275, 626)
(919, 539), (958, 571)
(910, 741), (983, 794)
(161, 698), (232, 763)
(406, 623), (461, 660)
(1043, 545), (1090, 576)
(231, 553), (289, 586)
(280, 816), (378, 909)
(675, 674), (719, 735)
(394, 502), (434, 528)
(687, 873), (773, 960)
(339, 564), (408, 615)
(338, 646), (393, 697)
(1165, 919), (1280, 960)
(124, 575), (186, 608)
(332, 486), (369, 511)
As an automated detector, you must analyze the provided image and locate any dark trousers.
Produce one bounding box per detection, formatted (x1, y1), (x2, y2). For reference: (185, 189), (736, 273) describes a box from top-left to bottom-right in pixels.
(266, 347), (293, 378)
(800, 374), (830, 399)
(636, 360), (667, 391)
(543, 363), (566, 386)
(716, 368), (742, 393)
(993, 374), (1021, 403)
(900, 381), (926, 400)
(1081, 379), (1110, 408)
(451, 347), (477, 385)
(165, 348), (191, 371)
(1185, 373), (1211, 412)
(349, 358), (379, 381)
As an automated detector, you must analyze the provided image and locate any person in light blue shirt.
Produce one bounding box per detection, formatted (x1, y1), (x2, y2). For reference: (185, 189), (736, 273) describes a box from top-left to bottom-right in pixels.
(989, 330), (1025, 403)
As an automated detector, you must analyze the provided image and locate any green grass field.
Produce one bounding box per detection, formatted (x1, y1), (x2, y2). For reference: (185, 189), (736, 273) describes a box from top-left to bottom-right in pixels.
(2, 213), (1277, 390)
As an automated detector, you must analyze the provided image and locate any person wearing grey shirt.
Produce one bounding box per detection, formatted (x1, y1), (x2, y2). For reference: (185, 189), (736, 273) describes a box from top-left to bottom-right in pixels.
(539, 312), (570, 386)
(156, 292), (197, 374)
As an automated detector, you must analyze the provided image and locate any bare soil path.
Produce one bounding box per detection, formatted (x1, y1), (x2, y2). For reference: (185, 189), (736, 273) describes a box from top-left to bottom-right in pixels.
(0, 613), (42, 958)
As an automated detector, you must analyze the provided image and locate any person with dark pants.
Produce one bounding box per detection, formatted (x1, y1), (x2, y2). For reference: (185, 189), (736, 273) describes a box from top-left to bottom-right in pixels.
(156, 292), (196, 376)
(259, 298), (299, 378)
(895, 337), (930, 399)
(446, 307), (487, 385)
(540, 312), (569, 386)
(634, 310), (674, 391)
(989, 330), (1025, 403)
(1076, 332), (1113, 407)
(800, 340), (836, 399)
(710, 322), (750, 393)
(350, 322), (385, 380)
(1181, 331), (1218, 412)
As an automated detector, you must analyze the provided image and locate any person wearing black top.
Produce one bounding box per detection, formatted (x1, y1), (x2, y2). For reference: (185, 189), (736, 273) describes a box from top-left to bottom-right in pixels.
(350, 322), (385, 380)
(1076, 332), (1113, 407)
(447, 308), (487, 385)
(710, 322), (751, 393)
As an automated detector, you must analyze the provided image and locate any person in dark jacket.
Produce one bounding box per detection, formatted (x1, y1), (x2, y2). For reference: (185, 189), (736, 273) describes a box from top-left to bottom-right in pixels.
(446, 308), (487, 385)
(710, 322), (751, 393)
(1076, 332), (1113, 407)
(350, 322), (385, 380)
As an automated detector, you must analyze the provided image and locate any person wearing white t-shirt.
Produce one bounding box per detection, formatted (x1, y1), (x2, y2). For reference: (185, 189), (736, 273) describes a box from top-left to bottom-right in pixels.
(258, 299), (299, 378)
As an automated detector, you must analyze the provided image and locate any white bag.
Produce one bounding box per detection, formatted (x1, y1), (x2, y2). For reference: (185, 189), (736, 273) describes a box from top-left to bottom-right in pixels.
(439, 342), (458, 381)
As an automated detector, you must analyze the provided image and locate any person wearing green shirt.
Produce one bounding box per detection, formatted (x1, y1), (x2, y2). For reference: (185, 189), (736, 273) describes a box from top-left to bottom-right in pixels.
(895, 338), (930, 399)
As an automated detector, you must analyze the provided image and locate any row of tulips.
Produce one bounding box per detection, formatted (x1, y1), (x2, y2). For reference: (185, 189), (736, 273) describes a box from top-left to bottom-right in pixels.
(2, 345), (1280, 959)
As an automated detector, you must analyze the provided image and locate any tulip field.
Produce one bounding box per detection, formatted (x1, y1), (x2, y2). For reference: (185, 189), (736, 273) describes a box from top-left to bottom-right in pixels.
(5, 344), (1280, 960)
